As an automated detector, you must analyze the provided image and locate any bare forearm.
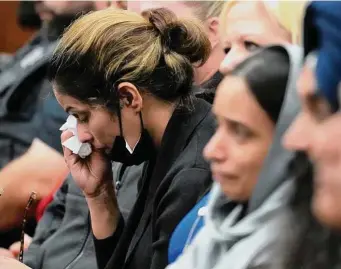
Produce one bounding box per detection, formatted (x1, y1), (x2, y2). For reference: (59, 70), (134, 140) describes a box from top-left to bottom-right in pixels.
(86, 182), (120, 239)
(0, 139), (68, 230)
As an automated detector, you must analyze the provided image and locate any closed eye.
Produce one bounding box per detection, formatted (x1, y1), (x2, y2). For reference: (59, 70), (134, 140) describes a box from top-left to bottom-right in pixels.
(228, 120), (253, 140)
(243, 41), (261, 52)
(306, 93), (332, 121)
(71, 113), (89, 124)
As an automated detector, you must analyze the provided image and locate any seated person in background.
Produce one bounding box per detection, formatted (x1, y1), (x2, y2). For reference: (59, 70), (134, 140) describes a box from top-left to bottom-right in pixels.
(283, 1), (341, 268)
(0, 0), (94, 250)
(17, 1), (42, 30)
(168, 0), (307, 262)
(0, 1), (41, 73)
(219, 0), (305, 73)
(168, 44), (302, 269)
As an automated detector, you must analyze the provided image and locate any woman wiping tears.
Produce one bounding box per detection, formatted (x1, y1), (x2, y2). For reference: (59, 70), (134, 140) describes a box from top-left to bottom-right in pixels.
(48, 7), (214, 269)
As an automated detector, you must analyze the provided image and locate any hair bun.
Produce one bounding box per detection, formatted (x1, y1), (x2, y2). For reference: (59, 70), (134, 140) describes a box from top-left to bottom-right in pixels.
(143, 8), (210, 65)
(145, 8), (175, 38)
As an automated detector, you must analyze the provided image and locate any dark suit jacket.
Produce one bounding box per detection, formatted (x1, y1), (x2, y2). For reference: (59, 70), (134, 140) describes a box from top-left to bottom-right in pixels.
(94, 98), (215, 269)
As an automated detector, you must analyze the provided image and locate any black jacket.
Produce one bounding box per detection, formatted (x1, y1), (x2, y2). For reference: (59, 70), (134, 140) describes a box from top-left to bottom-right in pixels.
(95, 98), (215, 269)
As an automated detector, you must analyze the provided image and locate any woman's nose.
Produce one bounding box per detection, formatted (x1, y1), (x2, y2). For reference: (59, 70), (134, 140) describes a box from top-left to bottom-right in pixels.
(219, 48), (250, 74)
(77, 124), (92, 143)
(282, 114), (310, 153)
(203, 130), (226, 163)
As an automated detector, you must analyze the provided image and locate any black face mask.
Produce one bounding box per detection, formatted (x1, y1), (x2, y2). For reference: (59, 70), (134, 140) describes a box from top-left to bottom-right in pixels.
(109, 106), (155, 166)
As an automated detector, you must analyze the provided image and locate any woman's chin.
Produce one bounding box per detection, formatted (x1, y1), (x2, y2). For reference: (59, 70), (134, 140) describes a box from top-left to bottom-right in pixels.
(312, 190), (341, 230)
(220, 184), (248, 202)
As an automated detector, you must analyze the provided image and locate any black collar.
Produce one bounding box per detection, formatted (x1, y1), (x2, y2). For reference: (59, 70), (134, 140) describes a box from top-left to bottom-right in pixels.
(148, 97), (211, 193)
(123, 98), (212, 263)
(194, 71), (224, 104)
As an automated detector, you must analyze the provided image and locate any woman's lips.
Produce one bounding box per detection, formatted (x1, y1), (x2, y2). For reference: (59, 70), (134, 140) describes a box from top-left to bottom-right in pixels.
(212, 171), (238, 184)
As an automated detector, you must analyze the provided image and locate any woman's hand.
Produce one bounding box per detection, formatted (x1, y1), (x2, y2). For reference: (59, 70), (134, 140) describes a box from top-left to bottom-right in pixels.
(61, 131), (114, 198)
(0, 257), (31, 268)
(61, 131), (119, 239)
(9, 234), (32, 258)
(0, 248), (14, 258)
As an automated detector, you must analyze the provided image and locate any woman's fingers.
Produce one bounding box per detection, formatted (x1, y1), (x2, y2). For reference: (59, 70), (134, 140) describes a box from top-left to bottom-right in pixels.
(0, 256), (32, 268)
(0, 248), (14, 258)
(9, 235), (32, 257)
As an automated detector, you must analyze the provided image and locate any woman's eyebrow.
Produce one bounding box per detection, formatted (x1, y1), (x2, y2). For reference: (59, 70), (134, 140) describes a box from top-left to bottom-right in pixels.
(65, 106), (87, 114)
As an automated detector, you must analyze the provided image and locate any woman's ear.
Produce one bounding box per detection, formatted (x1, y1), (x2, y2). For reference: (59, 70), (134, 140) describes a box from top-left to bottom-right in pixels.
(117, 82), (143, 113)
(205, 17), (220, 49)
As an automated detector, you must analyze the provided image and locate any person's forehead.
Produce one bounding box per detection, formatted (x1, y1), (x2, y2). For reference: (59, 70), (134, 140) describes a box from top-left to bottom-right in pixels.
(223, 2), (285, 44)
(214, 77), (249, 116)
(226, 1), (275, 24)
(128, 1), (194, 17)
(214, 76), (272, 132)
(297, 62), (317, 101)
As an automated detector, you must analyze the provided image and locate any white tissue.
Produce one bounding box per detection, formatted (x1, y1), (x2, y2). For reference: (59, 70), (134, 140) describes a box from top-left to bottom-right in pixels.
(60, 115), (92, 158)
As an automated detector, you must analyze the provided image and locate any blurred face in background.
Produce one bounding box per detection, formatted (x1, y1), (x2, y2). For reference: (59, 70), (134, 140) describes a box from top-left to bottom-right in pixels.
(284, 53), (341, 231)
(128, 1), (197, 20)
(94, 1), (127, 10)
(35, 1), (95, 21)
(204, 76), (274, 200)
(219, 1), (291, 74)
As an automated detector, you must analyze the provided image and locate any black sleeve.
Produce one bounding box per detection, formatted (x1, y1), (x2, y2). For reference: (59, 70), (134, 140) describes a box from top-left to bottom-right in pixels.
(93, 214), (125, 269)
(35, 93), (67, 154)
(24, 178), (68, 268)
(151, 167), (212, 269)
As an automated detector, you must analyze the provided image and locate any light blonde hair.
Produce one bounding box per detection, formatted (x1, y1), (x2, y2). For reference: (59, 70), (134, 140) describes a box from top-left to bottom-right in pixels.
(220, 0), (308, 44)
(184, 1), (225, 21)
(49, 8), (210, 109)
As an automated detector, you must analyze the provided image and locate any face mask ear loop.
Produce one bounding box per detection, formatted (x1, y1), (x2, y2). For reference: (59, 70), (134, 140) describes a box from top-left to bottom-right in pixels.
(116, 100), (124, 137)
(139, 112), (144, 130)
(113, 81), (124, 137)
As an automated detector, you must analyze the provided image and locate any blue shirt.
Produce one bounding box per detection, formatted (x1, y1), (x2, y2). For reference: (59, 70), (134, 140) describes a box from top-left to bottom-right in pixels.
(168, 193), (210, 264)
